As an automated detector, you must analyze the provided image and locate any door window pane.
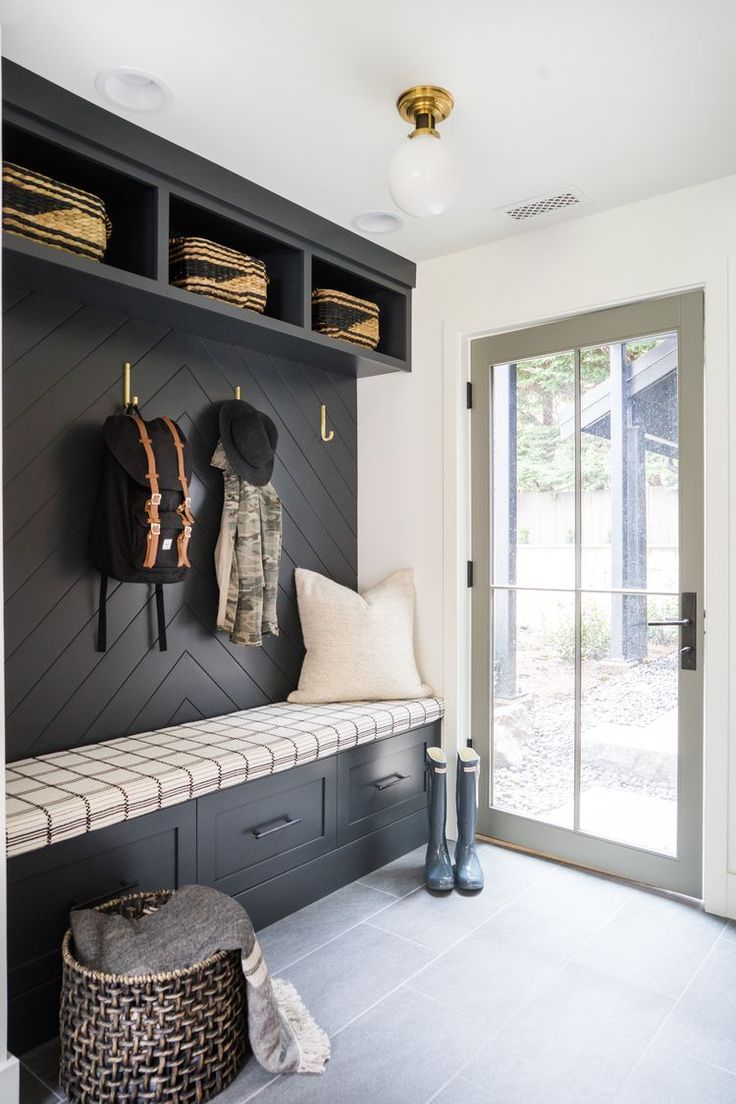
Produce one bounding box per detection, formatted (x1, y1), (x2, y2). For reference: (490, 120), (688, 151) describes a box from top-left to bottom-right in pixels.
(492, 351), (575, 589)
(489, 328), (682, 860)
(579, 593), (678, 854)
(492, 588), (575, 827)
(580, 335), (679, 595)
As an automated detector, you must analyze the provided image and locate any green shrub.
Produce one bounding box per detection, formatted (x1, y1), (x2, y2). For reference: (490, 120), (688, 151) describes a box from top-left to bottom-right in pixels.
(546, 605), (611, 662)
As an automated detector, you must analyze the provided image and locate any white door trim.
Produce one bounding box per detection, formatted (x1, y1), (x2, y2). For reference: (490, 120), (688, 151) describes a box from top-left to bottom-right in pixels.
(440, 264), (732, 916)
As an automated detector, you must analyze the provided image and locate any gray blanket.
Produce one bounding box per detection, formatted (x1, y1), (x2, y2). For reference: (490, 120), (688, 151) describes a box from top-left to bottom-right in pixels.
(71, 884), (329, 1075)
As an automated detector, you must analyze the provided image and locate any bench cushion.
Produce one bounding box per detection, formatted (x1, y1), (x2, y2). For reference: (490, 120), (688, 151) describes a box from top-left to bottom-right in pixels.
(6, 698), (443, 858)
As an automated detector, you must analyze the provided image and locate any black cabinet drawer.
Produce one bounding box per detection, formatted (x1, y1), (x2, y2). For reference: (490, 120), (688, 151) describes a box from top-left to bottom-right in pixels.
(7, 803), (196, 1054)
(197, 758), (337, 896)
(337, 721), (440, 845)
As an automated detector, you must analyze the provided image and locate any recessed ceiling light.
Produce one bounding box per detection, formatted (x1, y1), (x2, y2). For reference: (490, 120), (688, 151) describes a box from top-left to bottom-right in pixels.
(352, 211), (404, 234)
(95, 67), (173, 112)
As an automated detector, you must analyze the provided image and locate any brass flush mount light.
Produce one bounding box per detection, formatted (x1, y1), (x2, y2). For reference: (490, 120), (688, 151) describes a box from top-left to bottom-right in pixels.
(389, 85), (459, 218)
(397, 85), (455, 135)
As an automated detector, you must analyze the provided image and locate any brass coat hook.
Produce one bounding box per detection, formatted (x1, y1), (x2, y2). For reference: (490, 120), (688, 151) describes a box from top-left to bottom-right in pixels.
(123, 361), (139, 409)
(320, 403), (335, 443)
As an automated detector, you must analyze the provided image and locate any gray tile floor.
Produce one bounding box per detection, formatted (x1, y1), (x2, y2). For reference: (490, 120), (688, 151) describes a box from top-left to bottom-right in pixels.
(20, 842), (736, 1103)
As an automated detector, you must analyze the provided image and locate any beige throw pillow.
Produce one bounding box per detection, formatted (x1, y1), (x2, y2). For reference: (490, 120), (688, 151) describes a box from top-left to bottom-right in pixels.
(288, 568), (433, 704)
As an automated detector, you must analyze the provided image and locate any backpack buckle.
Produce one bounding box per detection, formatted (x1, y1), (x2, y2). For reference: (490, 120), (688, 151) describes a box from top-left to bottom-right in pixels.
(150, 523), (161, 536)
(150, 493), (162, 507)
(184, 525), (192, 537)
(184, 497), (192, 509)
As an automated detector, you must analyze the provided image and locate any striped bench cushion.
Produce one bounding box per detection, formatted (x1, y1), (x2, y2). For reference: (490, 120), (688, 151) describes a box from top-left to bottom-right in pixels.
(6, 698), (443, 858)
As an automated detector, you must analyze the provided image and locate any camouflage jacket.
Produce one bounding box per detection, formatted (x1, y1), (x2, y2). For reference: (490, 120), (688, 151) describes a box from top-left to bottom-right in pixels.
(211, 441), (282, 646)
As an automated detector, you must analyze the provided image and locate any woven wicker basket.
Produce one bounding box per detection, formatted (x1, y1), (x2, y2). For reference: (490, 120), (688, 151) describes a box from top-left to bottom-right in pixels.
(2, 162), (112, 262)
(170, 236), (268, 312)
(312, 287), (380, 350)
(59, 890), (248, 1104)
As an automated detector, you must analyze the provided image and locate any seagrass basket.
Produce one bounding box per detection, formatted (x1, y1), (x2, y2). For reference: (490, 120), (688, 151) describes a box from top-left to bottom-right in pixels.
(2, 162), (112, 262)
(312, 287), (379, 350)
(170, 236), (268, 312)
(59, 889), (248, 1104)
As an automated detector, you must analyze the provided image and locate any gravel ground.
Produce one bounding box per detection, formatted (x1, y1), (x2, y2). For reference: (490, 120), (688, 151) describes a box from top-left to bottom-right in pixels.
(494, 653), (678, 817)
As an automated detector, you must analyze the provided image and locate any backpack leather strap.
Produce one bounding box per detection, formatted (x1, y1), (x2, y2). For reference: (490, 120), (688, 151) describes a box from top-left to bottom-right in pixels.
(131, 414), (161, 569)
(155, 584), (168, 652)
(162, 416), (194, 568)
(96, 574), (108, 652)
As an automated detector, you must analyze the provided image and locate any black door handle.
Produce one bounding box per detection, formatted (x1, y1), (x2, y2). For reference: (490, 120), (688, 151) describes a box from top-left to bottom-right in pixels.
(373, 773), (410, 791)
(252, 815), (302, 840)
(648, 592), (697, 671)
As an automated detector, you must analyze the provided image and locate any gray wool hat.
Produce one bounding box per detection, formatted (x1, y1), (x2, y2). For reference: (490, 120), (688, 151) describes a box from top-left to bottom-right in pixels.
(219, 400), (278, 486)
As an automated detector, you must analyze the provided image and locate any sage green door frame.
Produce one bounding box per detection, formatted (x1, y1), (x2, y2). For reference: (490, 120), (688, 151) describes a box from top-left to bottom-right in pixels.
(470, 291), (704, 897)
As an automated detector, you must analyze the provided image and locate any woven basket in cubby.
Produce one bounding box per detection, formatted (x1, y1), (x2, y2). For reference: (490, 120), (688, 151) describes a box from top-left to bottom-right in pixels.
(2, 162), (112, 262)
(59, 889), (249, 1104)
(312, 287), (380, 350)
(170, 235), (268, 312)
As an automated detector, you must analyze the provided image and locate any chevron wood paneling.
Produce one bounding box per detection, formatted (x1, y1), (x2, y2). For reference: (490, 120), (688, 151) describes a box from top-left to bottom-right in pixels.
(3, 284), (357, 762)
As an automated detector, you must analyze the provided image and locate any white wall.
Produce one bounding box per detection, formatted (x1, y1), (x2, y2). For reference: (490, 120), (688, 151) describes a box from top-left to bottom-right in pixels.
(357, 308), (447, 693)
(358, 173), (736, 916)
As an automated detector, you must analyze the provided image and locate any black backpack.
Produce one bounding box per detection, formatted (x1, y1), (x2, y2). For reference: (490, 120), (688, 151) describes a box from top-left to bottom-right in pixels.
(91, 412), (194, 653)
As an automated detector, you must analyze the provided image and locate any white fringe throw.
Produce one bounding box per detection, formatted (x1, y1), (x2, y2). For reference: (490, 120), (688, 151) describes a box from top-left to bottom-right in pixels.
(272, 976), (331, 1073)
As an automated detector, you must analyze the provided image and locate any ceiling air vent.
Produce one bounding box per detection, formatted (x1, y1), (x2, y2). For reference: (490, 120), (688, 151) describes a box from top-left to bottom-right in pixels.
(501, 187), (589, 221)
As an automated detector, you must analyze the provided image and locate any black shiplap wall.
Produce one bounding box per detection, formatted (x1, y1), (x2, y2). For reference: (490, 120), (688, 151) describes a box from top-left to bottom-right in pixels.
(3, 283), (357, 763)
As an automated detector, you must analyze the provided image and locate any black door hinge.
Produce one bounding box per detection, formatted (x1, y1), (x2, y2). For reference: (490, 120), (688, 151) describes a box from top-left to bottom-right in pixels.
(466, 381), (473, 409)
(467, 560), (474, 587)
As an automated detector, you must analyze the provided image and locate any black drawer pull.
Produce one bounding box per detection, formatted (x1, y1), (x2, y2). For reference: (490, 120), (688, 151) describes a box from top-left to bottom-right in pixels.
(252, 815), (303, 840)
(70, 880), (140, 912)
(373, 773), (410, 792)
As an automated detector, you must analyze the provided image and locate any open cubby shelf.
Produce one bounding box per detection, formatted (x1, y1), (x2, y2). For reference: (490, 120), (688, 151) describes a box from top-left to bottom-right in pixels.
(168, 195), (304, 327)
(311, 256), (407, 362)
(1, 110), (412, 378)
(3, 121), (157, 280)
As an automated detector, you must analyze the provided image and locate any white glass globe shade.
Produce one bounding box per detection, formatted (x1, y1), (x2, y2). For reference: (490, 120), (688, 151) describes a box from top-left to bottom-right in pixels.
(388, 133), (459, 218)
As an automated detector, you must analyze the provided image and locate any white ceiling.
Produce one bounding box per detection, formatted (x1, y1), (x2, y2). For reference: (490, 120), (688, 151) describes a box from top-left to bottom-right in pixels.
(1, 0), (736, 263)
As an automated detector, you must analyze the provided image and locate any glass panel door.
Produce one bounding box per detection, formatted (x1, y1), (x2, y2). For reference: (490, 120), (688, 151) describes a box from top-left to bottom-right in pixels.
(471, 293), (704, 896)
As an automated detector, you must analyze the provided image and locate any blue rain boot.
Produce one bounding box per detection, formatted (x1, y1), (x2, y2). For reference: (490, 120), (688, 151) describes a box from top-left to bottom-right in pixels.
(454, 747), (484, 891)
(425, 748), (454, 892)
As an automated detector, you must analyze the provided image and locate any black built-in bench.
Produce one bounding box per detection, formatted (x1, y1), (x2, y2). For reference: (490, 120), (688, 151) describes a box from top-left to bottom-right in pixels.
(6, 699), (442, 1052)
